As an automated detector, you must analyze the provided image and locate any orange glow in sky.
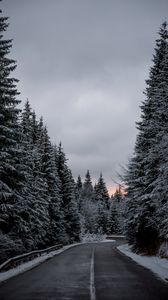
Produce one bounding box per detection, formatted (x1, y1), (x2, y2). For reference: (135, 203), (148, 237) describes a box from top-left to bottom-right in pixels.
(107, 186), (117, 197)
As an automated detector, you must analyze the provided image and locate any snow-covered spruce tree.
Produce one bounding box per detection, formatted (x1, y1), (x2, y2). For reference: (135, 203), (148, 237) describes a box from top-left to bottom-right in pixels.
(39, 128), (63, 246)
(20, 107), (62, 249)
(19, 102), (52, 249)
(31, 110), (39, 144)
(125, 22), (168, 254)
(95, 200), (108, 234)
(107, 202), (121, 235)
(94, 173), (110, 233)
(0, 6), (26, 256)
(56, 143), (80, 243)
(95, 173), (110, 209)
(81, 170), (94, 202)
(79, 170), (98, 233)
(107, 189), (125, 235)
(27, 115), (50, 248)
(18, 100), (38, 249)
(150, 39), (168, 249)
(75, 175), (83, 211)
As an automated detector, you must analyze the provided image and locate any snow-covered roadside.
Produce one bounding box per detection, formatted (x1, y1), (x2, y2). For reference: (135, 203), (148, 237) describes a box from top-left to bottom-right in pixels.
(117, 244), (168, 282)
(80, 233), (117, 243)
(0, 238), (117, 284)
(101, 239), (115, 243)
(0, 243), (81, 283)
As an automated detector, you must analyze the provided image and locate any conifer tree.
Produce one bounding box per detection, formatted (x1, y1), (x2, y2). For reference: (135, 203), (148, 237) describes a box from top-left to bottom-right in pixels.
(107, 202), (121, 234)
(75, 175), (83, 211)
(0, 7), (25, 246)
(125, 22), (168, 254)
(39, 128), (64, 245)
(82, 170), (93, 199)
(95, 201), (108, 234)
(95, 173), (109, 209)
(56, 143), (80, 243)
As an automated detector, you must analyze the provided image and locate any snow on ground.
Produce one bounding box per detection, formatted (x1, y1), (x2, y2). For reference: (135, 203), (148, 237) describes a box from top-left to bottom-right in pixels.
(101, 238), (115, 243)
(80, 233), (106, 243)
(117, 244), (168, 282)
(0, 244), (81, 283)
(0, 238), (117, 284)
(80, 233), (117, 243)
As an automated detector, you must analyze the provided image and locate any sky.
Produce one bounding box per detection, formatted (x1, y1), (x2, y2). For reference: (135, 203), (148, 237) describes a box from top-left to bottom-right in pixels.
(2, 0), (168, 195)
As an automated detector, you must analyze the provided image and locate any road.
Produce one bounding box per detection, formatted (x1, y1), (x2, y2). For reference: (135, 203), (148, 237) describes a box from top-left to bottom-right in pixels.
(0, 240), (168, 300)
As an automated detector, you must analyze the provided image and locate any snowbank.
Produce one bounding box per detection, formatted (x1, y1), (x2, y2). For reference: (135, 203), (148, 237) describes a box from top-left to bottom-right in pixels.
(0, 239), (117, 284)
(117, 244), (168, 282)
(80, 233), (106, 243)
(80, 233), (117, 243)
(0, 243), (80, 283)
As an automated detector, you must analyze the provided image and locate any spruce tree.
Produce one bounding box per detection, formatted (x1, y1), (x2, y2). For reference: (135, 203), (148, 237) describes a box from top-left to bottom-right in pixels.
(82, 170), (93, 199)
(79, 170), (97, 233)
(125, 22), (168, 254)
(75, 175), (83, 211)
(95, 173), (109, 209)
(0, 7), (25, 247)
(95, 201), (107, 234)
(107, 203), (121, 234)
(39, 128), (63, 245)
(56, 143), (80, 243)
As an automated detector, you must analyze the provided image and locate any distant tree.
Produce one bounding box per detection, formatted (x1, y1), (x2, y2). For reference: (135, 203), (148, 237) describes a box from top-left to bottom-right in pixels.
(75, 175), (83, 211)
(113, 186), (122, 203)
(95, 201), (108, 234)
(95, 173), (110, 209)
(107, 202), (121, 234)
(82, 170), (94, 200)
(31, 110), (39, 144)
(111, 188), (125, 234)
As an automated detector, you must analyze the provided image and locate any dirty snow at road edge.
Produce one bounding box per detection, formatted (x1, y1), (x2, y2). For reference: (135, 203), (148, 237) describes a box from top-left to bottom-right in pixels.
(0, 243), (81, 283)
(117, 244), (168, 282)
(0, 239), (116, 284)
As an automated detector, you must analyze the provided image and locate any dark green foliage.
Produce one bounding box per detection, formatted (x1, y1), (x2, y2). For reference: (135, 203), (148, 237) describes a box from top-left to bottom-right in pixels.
(125, 22), (168, 254)
(56, 143), (80, 243)
(0, 7), (81, 260)
(107, 203), (121, 234)
(0, 8), (25, 239)
(95, 173), (110, 209)
(75, 175), (83, 211)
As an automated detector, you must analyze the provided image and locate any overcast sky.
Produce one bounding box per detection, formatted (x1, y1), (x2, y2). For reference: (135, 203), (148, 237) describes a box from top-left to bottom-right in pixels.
(2, 0), (168, 194)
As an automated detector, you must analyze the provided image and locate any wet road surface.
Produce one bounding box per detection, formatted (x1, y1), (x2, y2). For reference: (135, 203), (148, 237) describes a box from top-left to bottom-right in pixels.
(0, 240), (168, 300)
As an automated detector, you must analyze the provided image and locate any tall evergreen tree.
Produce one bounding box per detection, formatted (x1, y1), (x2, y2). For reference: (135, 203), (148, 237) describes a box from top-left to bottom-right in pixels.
(56, 143), (80, 243)
(75, 175), (83, 211)
(82, 170), (93, 199)
(95, 201), (108, 234)
(0, 7), (25, 243)
(125, 22), (168, 254)
(107, 202), (121, 234)
(95, 173), (109, 209)
(40, 129), (63, 244)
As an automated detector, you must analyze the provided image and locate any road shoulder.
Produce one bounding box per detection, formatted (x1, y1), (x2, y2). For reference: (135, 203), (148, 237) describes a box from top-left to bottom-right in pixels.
(117, 243), (168, 283)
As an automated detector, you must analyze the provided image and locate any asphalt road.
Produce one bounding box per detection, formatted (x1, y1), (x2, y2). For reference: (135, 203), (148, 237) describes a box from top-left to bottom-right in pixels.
(0, 240), (168, 300)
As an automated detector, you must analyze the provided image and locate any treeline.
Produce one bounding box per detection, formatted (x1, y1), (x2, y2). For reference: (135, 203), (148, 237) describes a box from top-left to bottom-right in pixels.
(0, 7), (124, 263)
(124, 22), (168, 255)
(0, 10), (81, 262)
(1, 98), (81, 262)
(75, 171), (125, 236)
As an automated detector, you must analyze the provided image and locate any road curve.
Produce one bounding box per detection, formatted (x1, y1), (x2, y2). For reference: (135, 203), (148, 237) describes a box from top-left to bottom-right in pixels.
(0, 240), (168, 300)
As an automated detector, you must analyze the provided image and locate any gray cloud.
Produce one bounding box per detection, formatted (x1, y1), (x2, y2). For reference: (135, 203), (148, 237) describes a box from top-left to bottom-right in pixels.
(2, 0), (168, 192)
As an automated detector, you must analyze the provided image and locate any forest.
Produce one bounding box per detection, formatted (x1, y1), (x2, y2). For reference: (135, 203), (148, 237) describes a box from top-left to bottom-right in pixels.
(0, 5), (168, 264)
